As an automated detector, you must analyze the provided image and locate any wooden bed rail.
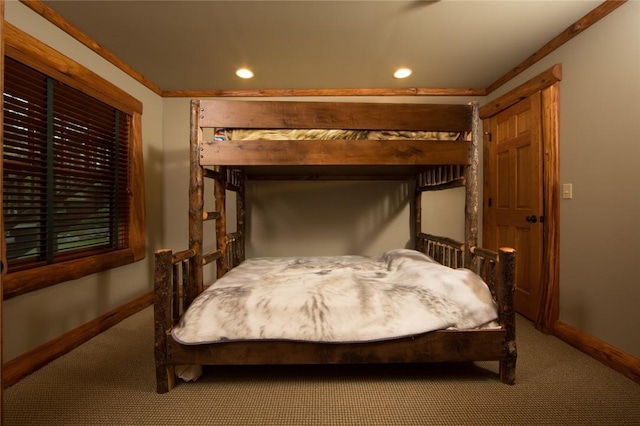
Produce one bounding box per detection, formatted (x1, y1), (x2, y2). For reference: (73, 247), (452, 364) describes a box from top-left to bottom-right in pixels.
(470, 246), (499, 299)
(417, 233), (514, 310)
(416, 165), (466, 191)
(417, 232), (465, 268)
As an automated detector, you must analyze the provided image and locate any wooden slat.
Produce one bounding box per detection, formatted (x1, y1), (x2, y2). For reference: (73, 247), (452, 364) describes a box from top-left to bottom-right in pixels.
(419, 233), (464, 250)
(171, 249), (195, 264)
(470, 246), (499, 262)
(198, 100), (472, 131)
(202, 250), (223, 266)
(203, 167), (222, 180)
(202, 211), (221, 221)
(200, 140), (471, 166)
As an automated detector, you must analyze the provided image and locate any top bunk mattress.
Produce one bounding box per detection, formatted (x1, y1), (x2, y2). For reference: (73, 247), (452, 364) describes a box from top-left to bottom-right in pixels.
(215, 128), (463, 141)
(172, 249), (498, 345)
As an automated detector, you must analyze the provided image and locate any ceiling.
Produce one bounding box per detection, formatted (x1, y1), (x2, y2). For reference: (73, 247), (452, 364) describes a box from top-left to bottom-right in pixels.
(40, 0), (606, 93)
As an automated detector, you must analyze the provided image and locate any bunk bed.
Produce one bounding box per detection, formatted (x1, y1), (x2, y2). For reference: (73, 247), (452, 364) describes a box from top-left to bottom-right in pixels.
(153, 99), (517, 393)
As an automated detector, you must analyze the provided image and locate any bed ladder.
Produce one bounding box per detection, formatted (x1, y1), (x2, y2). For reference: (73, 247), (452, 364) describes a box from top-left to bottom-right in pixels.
(187, 162), (245, 306)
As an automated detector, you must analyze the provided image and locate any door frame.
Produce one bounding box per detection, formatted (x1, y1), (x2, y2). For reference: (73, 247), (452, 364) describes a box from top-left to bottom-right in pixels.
(479, 64), (561, 333)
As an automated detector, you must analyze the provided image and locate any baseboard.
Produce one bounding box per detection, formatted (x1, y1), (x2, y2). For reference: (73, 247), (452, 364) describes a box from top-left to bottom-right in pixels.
(3, 291), (153, 389)
(553, 321), (640, 384)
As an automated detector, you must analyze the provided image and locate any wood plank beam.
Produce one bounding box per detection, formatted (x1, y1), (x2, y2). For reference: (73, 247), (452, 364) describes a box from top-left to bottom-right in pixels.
(198, 100), (473, 131)
(200, 140), (471, 166)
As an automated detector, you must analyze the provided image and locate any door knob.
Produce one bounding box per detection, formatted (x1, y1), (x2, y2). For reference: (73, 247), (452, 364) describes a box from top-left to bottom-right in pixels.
(525, 215), (538, 223)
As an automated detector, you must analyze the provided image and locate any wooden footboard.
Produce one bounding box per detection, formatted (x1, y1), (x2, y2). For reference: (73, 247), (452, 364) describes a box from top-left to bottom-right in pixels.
(154, 248), (191, 393)
(154, 232), (245, 393)
(417, 233), (517, 384)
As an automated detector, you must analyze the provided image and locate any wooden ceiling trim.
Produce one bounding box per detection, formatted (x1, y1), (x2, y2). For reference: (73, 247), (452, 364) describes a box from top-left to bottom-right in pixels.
(485, 0), (628, 95)
(18, 0), (163, 96)
(4, 22), (142, 115)
(161, 87), (486, 98)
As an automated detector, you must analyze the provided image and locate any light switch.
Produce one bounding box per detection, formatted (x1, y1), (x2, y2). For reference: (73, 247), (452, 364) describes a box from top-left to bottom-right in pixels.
(562, 183), (573, 199)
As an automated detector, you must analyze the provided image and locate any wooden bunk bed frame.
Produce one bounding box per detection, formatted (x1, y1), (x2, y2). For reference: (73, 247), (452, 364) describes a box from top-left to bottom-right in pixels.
(154, 99), (517, 393)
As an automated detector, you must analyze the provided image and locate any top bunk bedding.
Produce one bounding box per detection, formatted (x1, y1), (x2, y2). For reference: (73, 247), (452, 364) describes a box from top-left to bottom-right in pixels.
(215, 128), (462, 142)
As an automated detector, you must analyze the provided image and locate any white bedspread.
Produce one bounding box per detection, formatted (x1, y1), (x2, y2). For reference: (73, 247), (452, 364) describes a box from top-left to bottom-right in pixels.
(172, 249), (498, 345)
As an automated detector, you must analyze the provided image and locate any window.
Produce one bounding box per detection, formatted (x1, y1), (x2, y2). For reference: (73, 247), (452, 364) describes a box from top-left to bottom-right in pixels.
(2, 23), (146, 299)
(3, 57), (131, 272)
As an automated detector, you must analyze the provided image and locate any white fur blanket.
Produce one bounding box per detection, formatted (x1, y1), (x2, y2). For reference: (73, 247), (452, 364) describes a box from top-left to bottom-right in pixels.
(172, 249), (498, 345)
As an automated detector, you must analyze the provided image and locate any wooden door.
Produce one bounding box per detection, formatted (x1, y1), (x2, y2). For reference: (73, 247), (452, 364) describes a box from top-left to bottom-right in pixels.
(483, 92), (543, 321)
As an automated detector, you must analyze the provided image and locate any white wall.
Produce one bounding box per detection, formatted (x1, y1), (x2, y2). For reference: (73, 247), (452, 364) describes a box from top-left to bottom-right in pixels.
(488, 3), (640, 358)
(2, 2), (165, 361)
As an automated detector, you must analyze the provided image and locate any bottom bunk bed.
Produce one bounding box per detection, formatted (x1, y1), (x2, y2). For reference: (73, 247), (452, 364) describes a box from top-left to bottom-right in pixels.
(154, 235), (516, 393)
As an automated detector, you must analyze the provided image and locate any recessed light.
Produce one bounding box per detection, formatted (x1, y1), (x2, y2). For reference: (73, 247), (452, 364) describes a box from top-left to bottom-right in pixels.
(393, 68), (412, 79)
(235, 68), (254, 79)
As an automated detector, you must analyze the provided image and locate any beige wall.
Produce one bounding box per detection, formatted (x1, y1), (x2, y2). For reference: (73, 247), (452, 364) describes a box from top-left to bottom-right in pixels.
(488, 3), (640, 358)
(4, 2), (638, 364)
(2, 2), (164, 361)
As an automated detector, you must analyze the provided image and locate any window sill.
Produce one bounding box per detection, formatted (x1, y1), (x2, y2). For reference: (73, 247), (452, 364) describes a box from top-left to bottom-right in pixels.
(3, 249), (145, 300)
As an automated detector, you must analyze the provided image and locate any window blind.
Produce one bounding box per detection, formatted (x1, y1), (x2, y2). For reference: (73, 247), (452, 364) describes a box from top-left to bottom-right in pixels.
(3, 57), (131, 272)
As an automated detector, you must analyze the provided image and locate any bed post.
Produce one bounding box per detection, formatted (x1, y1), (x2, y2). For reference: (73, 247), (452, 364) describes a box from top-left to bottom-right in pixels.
(187, 100), (204, 308)
(236, 172), (246, 263)
(464, 102), (480, 270)
(215, 168), (229, 278)
(154, 249), (176, 393)
(413, 181), (423, 252)
(498, 247), (517, 384)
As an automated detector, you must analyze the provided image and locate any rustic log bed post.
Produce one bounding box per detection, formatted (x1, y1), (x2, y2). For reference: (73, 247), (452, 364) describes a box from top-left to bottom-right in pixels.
(153, 99), (517, 393)
(465, 102), (480, 270)
(498, 247), (517, 384)
(187, 100), (204, 309)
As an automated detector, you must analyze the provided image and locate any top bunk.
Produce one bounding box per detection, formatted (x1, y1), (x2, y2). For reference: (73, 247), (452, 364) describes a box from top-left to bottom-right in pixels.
(192, 99), (479, 180)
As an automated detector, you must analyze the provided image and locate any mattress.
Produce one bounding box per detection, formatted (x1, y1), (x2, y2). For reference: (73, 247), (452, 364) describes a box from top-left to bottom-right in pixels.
(215, 128), (462, 141)
(172, 249), (498, 345)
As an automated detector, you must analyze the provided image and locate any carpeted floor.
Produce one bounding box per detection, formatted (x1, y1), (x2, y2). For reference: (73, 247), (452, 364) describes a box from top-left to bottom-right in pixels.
(4, 307), (640, 425)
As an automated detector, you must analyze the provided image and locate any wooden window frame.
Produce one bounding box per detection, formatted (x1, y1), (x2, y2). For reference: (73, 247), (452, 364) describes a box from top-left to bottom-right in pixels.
(2, 23), (145, 299)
